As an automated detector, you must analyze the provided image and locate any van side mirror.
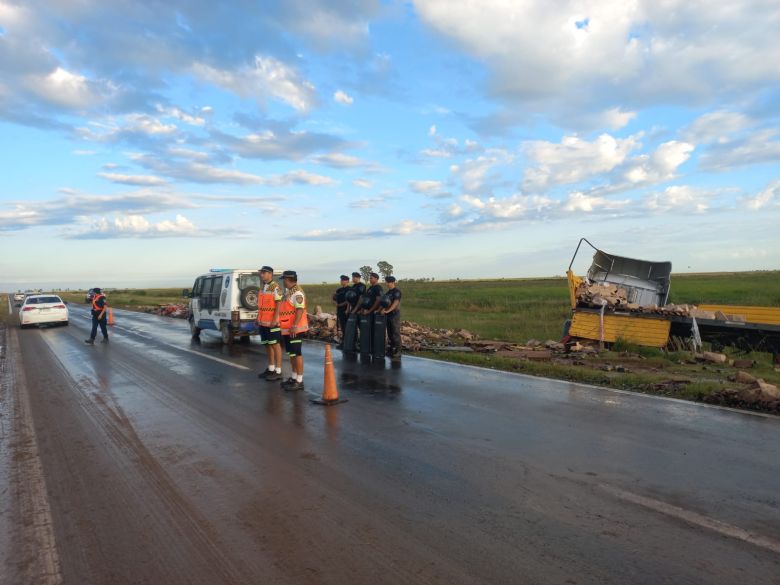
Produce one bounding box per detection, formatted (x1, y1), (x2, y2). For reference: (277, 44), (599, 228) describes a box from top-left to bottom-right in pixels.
(182, 288), (191, 298)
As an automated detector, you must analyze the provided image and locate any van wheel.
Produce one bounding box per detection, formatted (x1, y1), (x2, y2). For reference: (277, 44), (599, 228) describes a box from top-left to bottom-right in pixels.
(221, 322), (234, 345)
(240, 286), (260, 311)
(190, 318), (201, 338)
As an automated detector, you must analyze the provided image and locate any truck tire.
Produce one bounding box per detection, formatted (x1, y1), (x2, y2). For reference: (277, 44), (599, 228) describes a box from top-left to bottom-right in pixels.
(240, 286), (259, 310)
(190, 318), (201, 338)
(221, 321), (234, 345)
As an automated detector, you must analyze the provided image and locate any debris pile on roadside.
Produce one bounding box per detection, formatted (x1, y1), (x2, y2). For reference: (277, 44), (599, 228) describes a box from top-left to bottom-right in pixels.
(143, 303), (191, 319)
(305, 307), (479, 350)
(704, 374), (780, 412)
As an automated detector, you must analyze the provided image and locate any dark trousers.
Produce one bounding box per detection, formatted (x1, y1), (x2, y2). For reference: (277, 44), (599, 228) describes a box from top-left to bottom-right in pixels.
(386, 311), (401, 356)
(337, 309), (348, 338)
(91, 315), (108, 340)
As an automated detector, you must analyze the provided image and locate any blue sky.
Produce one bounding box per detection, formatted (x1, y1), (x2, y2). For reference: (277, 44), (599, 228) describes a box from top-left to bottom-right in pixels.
(1, 0), (779, 290)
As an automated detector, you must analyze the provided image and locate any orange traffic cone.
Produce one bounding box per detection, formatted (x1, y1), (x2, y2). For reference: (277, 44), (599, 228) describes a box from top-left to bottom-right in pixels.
(310, 345), (347, 406)
(107, 308), (115, 326)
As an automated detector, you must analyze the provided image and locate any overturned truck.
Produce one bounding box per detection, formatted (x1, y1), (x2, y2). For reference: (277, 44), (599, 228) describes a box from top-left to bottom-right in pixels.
(565, 238), (780, 359)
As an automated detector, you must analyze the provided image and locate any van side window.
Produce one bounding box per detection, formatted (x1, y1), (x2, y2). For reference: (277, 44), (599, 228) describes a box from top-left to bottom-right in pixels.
(224, 276), (230, 289)
(193, 278), (203, 297)
(206, 276), (221, 309)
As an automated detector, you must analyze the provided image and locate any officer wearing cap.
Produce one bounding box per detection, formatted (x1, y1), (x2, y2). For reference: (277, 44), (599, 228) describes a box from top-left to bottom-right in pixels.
(257, 266), (283, 381)
(348, 272), (366, 314)
(361, 272), (384, 316)
(333, 275), (350, 349)
(279, 270), (309, 392)
(84, 287), (109, 345)
(380, 276), (402, 359)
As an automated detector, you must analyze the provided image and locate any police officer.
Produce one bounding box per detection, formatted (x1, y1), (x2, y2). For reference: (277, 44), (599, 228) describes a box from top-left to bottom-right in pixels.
(85, 287), (109, 344)
(257, 266), (283, 381)
(348, 272), (366, 314)
(380, 276), (402, 359)
(279, 270), (308, 392)
(361, 272), (383, 316)
(333, 274), (350, 349)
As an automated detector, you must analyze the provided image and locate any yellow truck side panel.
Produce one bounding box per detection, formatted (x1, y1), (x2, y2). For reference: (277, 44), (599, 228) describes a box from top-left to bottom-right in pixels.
(698, 304), (780, 326)
(570, 311), (671, 347)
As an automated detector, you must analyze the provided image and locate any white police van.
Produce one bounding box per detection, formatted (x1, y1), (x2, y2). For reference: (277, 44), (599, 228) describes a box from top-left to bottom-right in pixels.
(185, 269), (265, 345)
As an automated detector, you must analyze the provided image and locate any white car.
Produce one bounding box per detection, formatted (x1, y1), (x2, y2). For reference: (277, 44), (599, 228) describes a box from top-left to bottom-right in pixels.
(13, 292), (25, 306)
(19, 294), (69, 328)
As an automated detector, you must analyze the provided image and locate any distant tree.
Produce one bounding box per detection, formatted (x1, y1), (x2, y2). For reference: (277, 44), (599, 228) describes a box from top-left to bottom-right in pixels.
(377, 260), (394, 278)
(359, 265), (373, 281)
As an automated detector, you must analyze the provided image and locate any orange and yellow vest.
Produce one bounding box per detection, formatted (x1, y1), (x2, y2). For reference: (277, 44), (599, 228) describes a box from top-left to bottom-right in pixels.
(257, 281), (282, 326)
(279, 285), (309, 334)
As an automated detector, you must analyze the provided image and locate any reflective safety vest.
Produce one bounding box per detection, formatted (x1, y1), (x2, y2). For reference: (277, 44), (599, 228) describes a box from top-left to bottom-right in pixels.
(92, 294), (106, 313)
(279, 288), (308, 334)
(257, 292), (278, 326)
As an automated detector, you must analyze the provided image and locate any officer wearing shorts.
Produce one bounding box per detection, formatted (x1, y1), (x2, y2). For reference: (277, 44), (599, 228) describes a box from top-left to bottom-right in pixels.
(258, 266), (284, 381)
(280, 270), (308, 392)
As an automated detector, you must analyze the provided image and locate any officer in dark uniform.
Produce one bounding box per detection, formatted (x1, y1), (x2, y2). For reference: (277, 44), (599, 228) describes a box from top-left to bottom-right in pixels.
(85, 287), (109, 344)
(380, 276), (402, 359)
(361, 272), (384, 317)
(333, 275), (350, 349)
(348, 272), (366, 314)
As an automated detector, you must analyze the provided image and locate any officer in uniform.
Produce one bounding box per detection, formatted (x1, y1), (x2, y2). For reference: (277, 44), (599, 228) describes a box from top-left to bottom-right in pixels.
(361, 272), (384, 316)
(348, 272), (366, 314)
(280, 270), (308, 392)
(380, 276), (402, 359)
(333, 274), (350, 349)
(257, 266), (283, 381)
(85, 287), (109, 344)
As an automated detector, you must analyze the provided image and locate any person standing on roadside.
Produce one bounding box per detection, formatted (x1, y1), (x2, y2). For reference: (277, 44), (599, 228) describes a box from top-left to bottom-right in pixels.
(348, 271), (366, 315)
(257, 266), (284, 381)
(361, 272), (384, 317)
(333, 274), (350, 349)
(85, 287), (109, 345)
(279, 271), (309, 392)
(380, 276), (402, 359)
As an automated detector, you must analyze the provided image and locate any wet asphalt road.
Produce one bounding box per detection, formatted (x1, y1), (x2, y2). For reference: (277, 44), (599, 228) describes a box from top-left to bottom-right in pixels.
(2, 303), (779, 585)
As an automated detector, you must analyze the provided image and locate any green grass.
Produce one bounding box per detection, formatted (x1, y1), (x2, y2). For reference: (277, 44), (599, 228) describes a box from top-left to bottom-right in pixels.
(59, 288), (187, 309)
(55, 271), (780, 345)
(0, 294), (9, 321)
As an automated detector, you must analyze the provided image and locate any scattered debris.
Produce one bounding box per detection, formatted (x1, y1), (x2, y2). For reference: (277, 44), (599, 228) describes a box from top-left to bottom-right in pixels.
(700, 351), (728, 364)
(144, 303), (190, 318)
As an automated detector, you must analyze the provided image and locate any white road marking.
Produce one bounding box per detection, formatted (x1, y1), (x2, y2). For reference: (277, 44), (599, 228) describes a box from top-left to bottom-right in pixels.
(71, 307), (250, 371)
(599, 483), (780, 555)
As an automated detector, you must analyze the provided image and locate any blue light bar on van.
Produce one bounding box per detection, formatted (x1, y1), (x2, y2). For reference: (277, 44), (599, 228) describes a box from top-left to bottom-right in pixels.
(209, 268), (233, 272)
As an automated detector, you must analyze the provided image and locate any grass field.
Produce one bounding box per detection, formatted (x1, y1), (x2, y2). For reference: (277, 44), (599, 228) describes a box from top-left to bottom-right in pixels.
(58, 271), (780, 343)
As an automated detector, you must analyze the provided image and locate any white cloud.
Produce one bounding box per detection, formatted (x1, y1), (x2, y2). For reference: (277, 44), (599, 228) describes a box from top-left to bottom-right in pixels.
(414, 1), (780, 122)
(192, 56), (316, 112)
(743, 180), (780, 210)
(523, 134), (640, 191)
(156, 105), (205, 126)
(333, 90), (353, 105)
(428, 125), (437, 136)
(562, 192), (629, 212)
(297, 219), (433, 240)
(311, 152), (382, 171)
(25, 67), (96, 109)
(643, 185), (714, 213)
(623, 140), (694, 184)
(698, 129), (780, 171)
(683, 110), (752, 144)
(460, 193), (557, 220)
(71, 214), (204, 239)
(353, 178), (372, 189)
(98, 172), (168, 186)
(409, 180), (443, 194)
(450, 150), (511, 194)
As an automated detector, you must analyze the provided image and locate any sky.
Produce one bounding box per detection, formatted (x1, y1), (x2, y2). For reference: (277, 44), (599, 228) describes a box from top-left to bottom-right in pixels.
(1, 0), (779, 291)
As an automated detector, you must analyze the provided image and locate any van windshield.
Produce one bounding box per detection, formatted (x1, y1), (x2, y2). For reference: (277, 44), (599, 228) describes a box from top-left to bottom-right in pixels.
(238, 274), (261, 289)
